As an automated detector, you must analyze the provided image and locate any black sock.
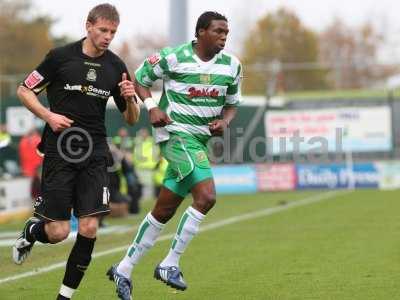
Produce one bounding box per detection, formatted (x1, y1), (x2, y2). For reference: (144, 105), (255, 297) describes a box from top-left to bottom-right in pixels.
(62, 233), (96, 290)
(56, 295), (69, 300)
(27, 220), (49, 244)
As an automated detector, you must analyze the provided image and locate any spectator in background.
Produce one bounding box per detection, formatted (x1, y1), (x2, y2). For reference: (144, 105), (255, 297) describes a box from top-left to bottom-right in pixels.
(18, 128), (43, 177)
(124, 158), (143, 214)
(108, 146), (131, 217)
(0, 124), (11, 149)
(113, 126), (134, 152)
(0, 123), (17, 178)
(108, 143), (142, 215)
(132, 127), (159, 198)
(153, 156), (168, 198)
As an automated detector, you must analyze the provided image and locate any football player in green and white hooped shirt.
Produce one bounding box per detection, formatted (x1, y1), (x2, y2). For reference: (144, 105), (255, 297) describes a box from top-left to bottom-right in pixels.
(107, 11), (242, 299)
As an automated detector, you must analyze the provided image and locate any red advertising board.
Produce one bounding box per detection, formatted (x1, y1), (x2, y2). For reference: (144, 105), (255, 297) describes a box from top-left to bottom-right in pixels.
(256, 163), (296, 191)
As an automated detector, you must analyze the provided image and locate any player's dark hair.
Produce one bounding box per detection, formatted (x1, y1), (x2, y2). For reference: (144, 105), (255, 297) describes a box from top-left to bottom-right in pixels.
(195, 11), (227, 38)
(87, 3), (120, 24)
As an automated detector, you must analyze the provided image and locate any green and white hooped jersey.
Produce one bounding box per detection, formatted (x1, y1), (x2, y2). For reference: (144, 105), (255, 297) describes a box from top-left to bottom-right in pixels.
(135, 41), (242, 144)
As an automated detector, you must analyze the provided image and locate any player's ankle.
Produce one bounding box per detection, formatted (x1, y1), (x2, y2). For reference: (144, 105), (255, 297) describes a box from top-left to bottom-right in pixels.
(57, 284), (75, 299)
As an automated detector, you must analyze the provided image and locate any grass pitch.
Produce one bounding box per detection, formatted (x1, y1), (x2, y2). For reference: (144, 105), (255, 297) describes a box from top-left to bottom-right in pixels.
(0, 189), (398, 299)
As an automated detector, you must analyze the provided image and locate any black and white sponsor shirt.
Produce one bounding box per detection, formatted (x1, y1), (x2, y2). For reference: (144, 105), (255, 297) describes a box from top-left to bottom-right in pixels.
(22, 38), (129, 157)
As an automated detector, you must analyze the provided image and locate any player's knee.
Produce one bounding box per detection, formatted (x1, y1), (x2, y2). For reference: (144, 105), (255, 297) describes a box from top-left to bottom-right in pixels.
(78, 218), (98, 238)
(47, 222), (70, 243)
(152, 207), (176, 224)
(79, 225), (97, 238)
(195, 192), (216, 213)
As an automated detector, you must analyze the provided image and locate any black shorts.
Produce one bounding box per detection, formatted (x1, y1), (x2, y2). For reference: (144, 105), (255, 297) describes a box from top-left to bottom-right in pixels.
(34, 155), (110, 221)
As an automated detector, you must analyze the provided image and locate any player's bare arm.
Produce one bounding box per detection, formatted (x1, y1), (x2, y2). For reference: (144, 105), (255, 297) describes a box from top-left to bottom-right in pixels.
(134, 81), (172, 127)
(119, 72), (140, 125)
(16, 85), (74, 132)
(209, 106), (237, 136)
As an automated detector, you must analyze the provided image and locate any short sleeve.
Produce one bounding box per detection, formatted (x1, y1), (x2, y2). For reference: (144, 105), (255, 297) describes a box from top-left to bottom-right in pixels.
(134, 48), (170, 88)
(22, 49), (58, 95)
(225, 63), (243, 106)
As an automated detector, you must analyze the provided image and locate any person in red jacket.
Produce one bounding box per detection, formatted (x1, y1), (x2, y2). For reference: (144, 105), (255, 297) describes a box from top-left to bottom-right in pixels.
(18, 128), (43, 177)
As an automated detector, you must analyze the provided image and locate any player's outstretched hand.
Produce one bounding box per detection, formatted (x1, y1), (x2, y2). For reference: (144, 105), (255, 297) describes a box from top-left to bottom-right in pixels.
(208, 119), (228, 136)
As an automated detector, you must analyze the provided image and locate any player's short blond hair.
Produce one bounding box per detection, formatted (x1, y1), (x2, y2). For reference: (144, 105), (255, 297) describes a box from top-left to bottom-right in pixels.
(87, 3), (120, 24)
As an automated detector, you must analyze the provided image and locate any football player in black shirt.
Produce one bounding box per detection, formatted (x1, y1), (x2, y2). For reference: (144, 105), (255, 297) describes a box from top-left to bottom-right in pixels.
(12, 4), (139, 299)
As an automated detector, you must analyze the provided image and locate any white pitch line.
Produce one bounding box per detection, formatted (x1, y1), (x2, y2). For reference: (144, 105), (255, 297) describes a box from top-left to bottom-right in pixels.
(0, 190), (348, 285)
(0, 232), (19, 239)
(0, 225), (136, 247)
